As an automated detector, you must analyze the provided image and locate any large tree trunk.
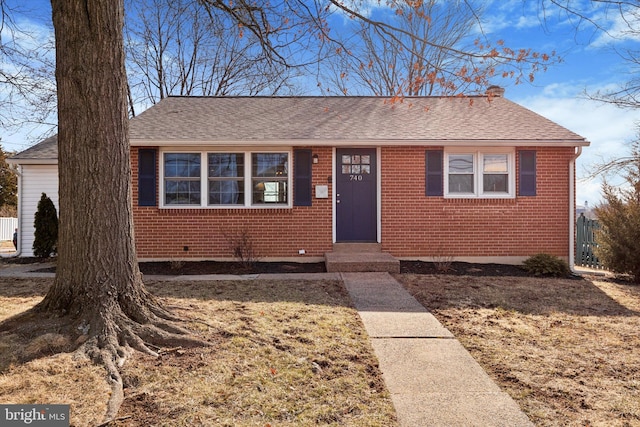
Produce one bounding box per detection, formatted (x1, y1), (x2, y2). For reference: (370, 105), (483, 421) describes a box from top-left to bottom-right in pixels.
(41, 0), (145, 320)
(30, 1), (207, 422)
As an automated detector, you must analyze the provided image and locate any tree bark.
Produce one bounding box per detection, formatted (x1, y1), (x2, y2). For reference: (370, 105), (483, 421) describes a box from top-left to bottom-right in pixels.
(31, 1), (207, 422)
(42, 0), (140, 310)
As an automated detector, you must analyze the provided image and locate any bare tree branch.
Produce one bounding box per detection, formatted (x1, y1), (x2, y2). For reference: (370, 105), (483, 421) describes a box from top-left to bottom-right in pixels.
(198, 0), (558, 96)
(126, 0), (296, 107)
(0, 2), (57, 137)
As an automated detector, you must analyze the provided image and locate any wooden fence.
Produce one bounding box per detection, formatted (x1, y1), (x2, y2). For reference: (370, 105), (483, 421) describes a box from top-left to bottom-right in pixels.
(576, 213), (602, 269)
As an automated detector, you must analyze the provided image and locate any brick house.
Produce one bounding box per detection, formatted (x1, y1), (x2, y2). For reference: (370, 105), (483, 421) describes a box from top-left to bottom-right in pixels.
(8, 89), (589, 268)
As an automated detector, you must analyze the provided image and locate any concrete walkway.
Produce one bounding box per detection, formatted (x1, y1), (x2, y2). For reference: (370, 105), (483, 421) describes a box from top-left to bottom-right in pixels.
(341, 272), (533, 427)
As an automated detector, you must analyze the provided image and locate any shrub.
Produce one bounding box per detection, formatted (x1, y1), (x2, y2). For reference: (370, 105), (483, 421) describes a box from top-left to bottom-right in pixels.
(33, 192), (58, 258)
(594, 183), (640, 284)
(224, 228), (261, 270)
(433, 254), (454, 273)
(522, 253), (570, 278)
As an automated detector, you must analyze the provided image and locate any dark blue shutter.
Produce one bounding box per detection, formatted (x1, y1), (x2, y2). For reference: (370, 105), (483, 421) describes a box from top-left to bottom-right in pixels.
(425, 150), (443, 196)
(519, 150), (536, 196)
(294, 149), (312, 206)
(138, 149), (157, 206)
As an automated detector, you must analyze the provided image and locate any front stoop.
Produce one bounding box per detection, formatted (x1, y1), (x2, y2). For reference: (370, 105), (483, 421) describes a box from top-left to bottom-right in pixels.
(325, 249), (400, 273)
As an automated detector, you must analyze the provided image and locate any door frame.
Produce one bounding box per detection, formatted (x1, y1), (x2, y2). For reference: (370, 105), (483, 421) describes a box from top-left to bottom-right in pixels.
(332, 146), (381, 243)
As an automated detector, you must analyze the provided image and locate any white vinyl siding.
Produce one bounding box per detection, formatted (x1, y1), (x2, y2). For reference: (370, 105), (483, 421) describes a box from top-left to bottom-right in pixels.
(19, 165), (59, 257)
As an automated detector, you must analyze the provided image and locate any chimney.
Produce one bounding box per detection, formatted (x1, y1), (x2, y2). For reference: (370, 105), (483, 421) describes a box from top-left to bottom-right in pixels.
(486, 85), (505, 97)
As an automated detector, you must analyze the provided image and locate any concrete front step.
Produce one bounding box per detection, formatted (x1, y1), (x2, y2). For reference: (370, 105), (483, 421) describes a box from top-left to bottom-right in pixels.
(325, 250), (400, 273)
(332, 243), (382, 253)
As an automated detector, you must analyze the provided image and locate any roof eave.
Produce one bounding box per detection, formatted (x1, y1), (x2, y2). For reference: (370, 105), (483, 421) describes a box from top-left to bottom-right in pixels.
(6, 158), (58, 165)
(131, 138), (590, 148)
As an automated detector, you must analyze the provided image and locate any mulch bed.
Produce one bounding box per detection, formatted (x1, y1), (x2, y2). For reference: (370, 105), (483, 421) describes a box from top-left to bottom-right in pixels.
(9, 257), (535, 277)
(400, 261), (531, 277)
(139, 260), (328, 275)
(135, 260), (535, 277)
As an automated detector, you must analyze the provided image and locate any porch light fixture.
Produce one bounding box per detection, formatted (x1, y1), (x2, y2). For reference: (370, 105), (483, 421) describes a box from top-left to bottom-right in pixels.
(313, 154), (319, 164)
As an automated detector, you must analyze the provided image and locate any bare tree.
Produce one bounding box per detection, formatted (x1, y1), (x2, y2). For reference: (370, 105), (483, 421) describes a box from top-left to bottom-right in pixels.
(125, 0), (295, 112)
(0, 2), (57, 138)
(200, 0), (556, 97)
(325, 0), (493, 96)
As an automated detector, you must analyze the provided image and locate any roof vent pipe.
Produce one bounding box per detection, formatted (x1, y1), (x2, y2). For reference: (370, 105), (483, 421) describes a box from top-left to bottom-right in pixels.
(486, 85), (505, 97)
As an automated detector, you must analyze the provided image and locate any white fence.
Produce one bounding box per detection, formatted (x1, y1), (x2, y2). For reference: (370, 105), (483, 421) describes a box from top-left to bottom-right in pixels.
(0, 218), (18, 241)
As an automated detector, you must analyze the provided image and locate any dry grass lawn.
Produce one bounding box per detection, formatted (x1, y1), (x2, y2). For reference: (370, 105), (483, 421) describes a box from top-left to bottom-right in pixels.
(0, 277), (397, 427)
(396, 273), (640, 427)
(3, 270), (639, 427)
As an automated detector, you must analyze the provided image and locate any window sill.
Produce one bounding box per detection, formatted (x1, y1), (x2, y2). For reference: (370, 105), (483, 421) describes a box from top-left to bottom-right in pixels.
(443, 197), (517, 204)
(444, 193), (514, 199)
(159, 205), (291, 210)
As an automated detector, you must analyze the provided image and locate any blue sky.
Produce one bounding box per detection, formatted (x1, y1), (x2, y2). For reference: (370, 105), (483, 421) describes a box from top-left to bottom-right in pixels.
(2, 0), (639, 207)
(480, 2), (640, 208)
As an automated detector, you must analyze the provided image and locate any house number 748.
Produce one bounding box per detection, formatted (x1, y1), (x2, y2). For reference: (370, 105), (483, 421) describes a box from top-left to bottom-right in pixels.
(349, 175), (363, 181)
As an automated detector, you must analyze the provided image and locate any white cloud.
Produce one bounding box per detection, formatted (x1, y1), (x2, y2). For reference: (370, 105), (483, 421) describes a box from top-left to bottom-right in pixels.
(328, 0), (389, 21)
(515, 14), (540, 30)
(591, 8), (640, 47)
(515, 83), (640, 206)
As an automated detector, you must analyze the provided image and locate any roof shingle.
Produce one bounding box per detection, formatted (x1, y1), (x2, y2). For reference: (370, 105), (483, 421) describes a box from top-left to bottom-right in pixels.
(10, 95), (588, 162)
(130, 96), (587, 143)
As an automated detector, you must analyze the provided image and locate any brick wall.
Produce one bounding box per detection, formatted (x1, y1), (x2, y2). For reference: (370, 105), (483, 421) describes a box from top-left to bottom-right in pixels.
(381, 146), (574, 259)
(132, 147), (334, 259)
(131, 145), (575, 260)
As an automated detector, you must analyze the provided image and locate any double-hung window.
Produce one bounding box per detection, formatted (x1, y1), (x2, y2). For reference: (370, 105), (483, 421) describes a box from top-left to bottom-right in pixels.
(164, 153), (201, 205)
(445, 149), (514, 198)
(482, 154), (509, 193)
(162, 151), (290, 207)
(208, 153), (245, 205)
(448, 154), (474, 194)
(252, 153), (288, 204)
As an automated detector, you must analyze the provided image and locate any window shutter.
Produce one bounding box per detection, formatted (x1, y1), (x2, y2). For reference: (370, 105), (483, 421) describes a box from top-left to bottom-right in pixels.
(425, 150), (443, 196)
(138, 149), (157, 206)
(519, 150), (536, 196)
(294, 149), (312, 206)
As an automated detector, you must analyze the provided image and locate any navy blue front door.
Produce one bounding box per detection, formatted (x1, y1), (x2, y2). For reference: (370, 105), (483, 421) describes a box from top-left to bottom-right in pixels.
(336, 148), (377, 242)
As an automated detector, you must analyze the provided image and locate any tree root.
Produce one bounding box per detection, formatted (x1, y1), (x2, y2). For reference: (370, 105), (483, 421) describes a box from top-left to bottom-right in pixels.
(83, 309), (212, 424)
(1, 301), (212, 426)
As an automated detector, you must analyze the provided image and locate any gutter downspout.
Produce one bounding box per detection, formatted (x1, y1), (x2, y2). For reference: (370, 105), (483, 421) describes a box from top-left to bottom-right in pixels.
(2, 165), (22, 258)
(569, 147), (583, 272)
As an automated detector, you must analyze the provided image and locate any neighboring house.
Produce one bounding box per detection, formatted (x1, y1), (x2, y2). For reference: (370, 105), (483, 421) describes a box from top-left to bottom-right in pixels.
(8, 88), (589, 267)
(6, 138), (59, 258)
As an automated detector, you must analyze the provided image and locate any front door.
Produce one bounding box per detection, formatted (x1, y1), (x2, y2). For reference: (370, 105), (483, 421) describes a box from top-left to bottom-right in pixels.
(336, 148), (377, 242)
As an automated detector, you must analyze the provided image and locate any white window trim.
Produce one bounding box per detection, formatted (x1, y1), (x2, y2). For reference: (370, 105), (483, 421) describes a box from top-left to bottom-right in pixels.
(444, 148), (515, 199)
(159, 148), (292, 208)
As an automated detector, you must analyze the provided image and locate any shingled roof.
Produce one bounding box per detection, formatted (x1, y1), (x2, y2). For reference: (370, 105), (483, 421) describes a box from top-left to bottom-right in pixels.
(9, 94), (589, 162)
(7, 135), (58, 164)
(130, 95), (587, 145)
